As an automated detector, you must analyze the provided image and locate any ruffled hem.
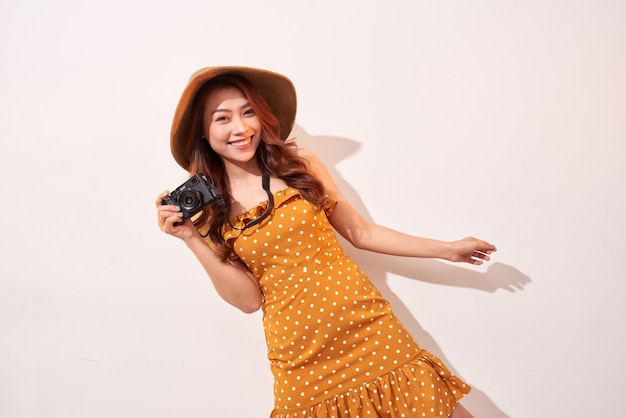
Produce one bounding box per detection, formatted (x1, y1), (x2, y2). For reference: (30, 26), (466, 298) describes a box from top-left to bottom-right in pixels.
(270, 350), (470, 418)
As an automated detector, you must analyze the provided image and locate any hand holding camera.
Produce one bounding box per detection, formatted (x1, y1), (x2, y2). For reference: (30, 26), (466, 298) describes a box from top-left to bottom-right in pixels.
(161, 174), (225, 223)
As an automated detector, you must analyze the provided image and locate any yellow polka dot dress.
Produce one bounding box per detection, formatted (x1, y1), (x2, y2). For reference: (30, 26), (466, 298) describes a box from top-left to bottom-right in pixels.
(219, 188), (470, 417)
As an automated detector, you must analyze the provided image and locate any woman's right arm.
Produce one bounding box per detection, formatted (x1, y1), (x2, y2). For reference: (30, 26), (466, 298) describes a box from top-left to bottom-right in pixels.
(156, 192), (263, 313)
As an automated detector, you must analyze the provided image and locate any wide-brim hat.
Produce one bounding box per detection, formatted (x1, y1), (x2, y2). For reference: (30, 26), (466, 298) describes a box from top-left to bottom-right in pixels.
(170, 66), (297, 171)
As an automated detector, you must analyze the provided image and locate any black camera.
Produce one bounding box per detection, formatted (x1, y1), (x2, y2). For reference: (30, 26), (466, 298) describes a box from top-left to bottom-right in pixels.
(162, 174), (225, 222)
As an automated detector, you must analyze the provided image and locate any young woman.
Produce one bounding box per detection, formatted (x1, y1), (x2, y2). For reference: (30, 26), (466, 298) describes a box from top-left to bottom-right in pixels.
(156, 66), (496, 417)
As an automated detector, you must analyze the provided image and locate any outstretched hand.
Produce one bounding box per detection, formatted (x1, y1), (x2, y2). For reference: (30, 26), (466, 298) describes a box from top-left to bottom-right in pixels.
(448, 237), (497, 265)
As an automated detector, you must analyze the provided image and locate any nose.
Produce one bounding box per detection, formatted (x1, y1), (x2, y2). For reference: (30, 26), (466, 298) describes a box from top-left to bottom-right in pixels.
(232, 114), (252, 136)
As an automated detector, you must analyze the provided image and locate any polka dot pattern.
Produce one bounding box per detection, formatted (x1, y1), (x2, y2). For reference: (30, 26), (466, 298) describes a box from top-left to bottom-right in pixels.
(219, 188), (470, 417)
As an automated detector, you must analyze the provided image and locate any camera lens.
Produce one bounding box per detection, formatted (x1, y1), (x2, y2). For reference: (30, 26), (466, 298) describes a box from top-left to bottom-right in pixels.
(179, 190), (202, 212)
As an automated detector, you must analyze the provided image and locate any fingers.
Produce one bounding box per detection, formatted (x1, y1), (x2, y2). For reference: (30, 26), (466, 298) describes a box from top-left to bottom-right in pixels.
(460, 237), (497, 265)
(471, 243), (497, 265)
(474, 237), (496, 251)
(155, 190), (171, 206)
(473, 250), (491, 263)
(448, 237), (497, 265)
(156, 191), (184, 232)
(470, 237), (497, 254)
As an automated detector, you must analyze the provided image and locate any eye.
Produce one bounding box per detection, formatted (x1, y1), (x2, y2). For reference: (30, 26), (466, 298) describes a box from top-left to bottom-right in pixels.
(243, 107), (256, 117)
(214, 115), (229, 123)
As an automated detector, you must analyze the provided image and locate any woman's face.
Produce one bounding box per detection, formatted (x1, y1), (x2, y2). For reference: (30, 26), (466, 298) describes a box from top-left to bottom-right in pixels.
(203, 86), (262, 169)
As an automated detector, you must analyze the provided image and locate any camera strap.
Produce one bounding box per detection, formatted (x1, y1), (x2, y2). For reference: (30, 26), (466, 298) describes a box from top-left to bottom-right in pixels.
(228, 172), (275, 231)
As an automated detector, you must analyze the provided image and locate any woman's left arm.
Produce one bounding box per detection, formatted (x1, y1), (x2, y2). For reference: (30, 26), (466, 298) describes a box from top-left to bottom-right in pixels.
(300, 148), (496, 265)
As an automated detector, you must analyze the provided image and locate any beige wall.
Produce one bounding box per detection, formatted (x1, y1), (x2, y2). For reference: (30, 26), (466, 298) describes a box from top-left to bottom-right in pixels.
(1, 1), (624, 417)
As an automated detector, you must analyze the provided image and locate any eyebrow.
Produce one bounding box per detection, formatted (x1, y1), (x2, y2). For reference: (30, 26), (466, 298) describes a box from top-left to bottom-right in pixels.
(211, 103), (252, 115)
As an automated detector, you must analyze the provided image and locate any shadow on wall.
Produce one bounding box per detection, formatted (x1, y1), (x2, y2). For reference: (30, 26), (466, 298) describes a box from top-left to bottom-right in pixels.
(291, 125), (532, 418)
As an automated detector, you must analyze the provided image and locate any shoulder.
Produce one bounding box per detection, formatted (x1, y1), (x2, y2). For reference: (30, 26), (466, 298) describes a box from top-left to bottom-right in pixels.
(283, 138), (315, 159)
(292, 144), (322, 167)
(291, 145), (343, 200)
(281, 140), (325, 172)
(296, 147), (314, 161)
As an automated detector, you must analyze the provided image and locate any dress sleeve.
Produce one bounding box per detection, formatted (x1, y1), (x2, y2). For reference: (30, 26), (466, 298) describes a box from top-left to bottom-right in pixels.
(323, 195), (338, 218)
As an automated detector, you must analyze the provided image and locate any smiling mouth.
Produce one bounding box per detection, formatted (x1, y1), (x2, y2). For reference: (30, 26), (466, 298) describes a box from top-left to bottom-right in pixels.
(229, 137), (253, 148)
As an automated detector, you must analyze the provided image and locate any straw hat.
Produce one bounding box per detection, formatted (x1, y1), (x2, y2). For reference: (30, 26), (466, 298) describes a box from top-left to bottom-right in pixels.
(170, 66), (297, 170)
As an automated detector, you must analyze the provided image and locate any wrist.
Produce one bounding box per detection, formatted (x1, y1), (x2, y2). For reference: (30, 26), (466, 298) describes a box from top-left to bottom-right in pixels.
(184, 231), (205, 249)
(440, 240), (456, 261)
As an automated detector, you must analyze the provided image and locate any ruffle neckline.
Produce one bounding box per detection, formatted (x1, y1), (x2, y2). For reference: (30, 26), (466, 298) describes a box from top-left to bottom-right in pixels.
(224, 187), (301, 236)
(224, 187), (337, 239)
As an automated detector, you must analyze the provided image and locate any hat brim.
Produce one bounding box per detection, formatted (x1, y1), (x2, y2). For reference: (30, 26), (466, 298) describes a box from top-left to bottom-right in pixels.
(170, 66), (297, 171)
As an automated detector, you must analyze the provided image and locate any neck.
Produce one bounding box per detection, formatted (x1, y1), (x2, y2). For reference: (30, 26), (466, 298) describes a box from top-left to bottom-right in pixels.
(223, 159), (263, 182)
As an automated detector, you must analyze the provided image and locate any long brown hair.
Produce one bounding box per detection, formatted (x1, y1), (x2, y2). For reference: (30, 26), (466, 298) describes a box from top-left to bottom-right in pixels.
(185, 75), (327, 261)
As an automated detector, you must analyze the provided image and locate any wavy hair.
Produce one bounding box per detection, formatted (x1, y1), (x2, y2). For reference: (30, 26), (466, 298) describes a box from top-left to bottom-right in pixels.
(184, 74), (327, 261)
